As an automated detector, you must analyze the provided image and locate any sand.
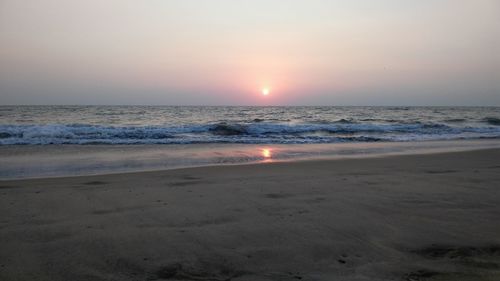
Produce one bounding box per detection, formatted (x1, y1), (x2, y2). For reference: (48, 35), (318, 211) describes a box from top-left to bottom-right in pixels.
(1, 149), (500, 281)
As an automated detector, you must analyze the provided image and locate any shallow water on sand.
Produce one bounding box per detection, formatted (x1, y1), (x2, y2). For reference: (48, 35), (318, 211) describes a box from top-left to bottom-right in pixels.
(1, 139), (499, 179)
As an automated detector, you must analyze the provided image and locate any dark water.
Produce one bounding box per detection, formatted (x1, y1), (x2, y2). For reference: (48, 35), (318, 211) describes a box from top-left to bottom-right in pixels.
(0, 106), (499, 145)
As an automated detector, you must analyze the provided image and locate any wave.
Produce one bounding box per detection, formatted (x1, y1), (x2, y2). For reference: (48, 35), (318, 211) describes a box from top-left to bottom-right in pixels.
(444, 118), (466, 123)
(209, 124), (248, 136)
(483, 117), (500, 126)
(1, 121), (500, 145)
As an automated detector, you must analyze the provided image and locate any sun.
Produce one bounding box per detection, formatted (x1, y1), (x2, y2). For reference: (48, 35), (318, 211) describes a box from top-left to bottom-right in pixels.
(262, 88), (270, 96)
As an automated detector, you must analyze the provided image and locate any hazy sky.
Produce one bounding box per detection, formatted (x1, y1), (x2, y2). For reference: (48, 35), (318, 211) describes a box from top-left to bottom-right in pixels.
(1, 0), (499, 106)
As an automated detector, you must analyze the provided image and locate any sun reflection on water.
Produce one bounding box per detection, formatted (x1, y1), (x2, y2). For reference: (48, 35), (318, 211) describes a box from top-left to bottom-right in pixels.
(261, 148), (272, 161)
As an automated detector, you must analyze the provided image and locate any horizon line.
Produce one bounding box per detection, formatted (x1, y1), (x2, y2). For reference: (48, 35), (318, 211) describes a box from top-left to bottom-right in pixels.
(1, 104), (499, 108)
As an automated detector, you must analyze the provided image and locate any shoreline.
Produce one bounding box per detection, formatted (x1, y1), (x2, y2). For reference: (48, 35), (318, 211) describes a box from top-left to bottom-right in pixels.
(1, 146), (499, 183)
(2, 139), (500, 180)
(1, 148), (499, 280)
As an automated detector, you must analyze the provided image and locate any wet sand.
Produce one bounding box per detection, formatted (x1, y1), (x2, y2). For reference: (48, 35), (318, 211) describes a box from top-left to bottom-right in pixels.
(1, 149), (500, 281)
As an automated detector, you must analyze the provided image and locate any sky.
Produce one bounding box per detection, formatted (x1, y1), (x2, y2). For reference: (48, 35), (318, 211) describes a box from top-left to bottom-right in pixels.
(0, 0), (499, 106)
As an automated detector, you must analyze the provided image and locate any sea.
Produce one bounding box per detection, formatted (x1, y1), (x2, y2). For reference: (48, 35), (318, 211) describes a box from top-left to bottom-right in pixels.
(1, 106), (500, 145)
(1, 106), (499, 179)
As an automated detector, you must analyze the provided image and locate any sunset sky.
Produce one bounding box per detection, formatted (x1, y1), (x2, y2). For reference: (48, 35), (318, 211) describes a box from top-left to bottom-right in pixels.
(1, 0), (499, 106)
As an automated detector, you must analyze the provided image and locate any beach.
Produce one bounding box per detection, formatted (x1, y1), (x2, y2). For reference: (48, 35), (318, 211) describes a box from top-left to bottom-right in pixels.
(2, 0), (500, 279)
(1, 148), (499, 281)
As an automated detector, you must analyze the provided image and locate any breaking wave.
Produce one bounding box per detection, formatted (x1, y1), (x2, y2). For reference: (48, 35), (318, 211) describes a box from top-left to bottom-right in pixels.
(1, 121), (500, 145)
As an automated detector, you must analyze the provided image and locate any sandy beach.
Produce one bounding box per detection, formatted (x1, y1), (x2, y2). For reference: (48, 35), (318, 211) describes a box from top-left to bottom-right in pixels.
(1, 149), (500, 281)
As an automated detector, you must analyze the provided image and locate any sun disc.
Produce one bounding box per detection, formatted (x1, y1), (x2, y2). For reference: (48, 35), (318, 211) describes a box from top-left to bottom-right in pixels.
(262, 88), (270, 96)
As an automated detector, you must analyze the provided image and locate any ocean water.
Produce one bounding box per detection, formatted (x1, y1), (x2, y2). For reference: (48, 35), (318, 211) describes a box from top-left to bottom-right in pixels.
(0, 106), (499, 145)
(1, 106), (500, 179)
